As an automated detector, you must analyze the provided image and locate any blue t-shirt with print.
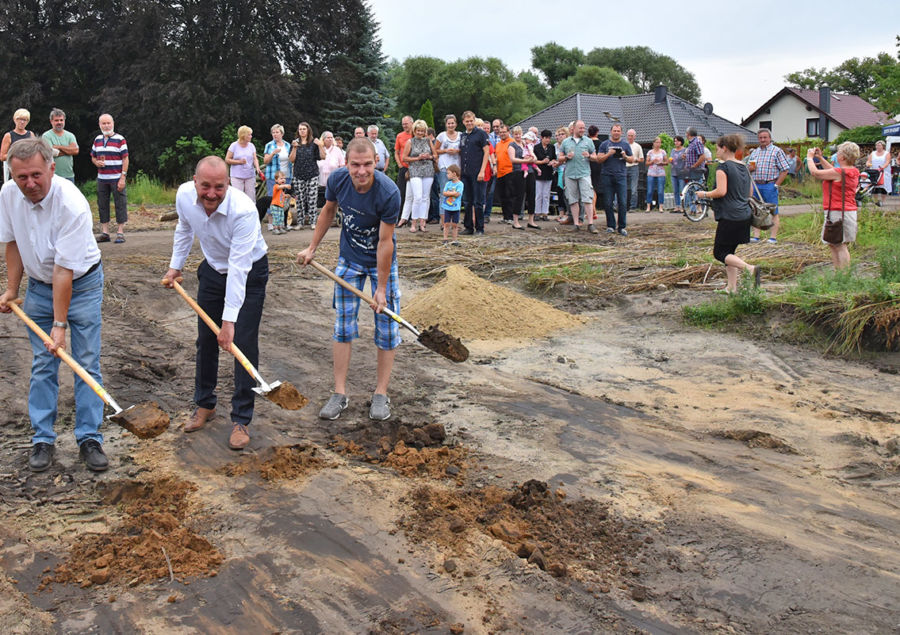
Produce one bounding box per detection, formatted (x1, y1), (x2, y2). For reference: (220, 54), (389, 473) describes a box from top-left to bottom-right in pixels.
(325, 168), (400, 267)
(598, 139), (633, 177)
(441, 180), (464, 211)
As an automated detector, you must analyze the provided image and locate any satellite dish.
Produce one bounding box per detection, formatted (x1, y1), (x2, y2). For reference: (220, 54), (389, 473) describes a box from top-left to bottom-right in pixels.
(703, 103), (713, 115)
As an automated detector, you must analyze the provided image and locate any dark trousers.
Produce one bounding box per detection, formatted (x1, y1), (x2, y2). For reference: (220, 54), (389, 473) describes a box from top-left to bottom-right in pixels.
(602, 173), (628, 230)
(498, 173), (524, 221)
(461, 173), (486, 232)
(97, 179), (128, 224)
(484, 176), (496, 219)
(524, 172), (536, 215)
(195, 256), (268, 426)
(396, 167), (408, 209)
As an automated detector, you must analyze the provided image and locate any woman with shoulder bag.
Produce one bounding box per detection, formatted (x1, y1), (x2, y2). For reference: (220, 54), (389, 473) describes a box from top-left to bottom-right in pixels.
(806, 142), (860, 270)
(695, 134), (760, 293)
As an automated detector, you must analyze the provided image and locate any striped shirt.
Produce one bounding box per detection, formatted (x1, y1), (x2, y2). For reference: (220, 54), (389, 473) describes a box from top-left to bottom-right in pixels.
(91, 133), (128, 181)
(749, 144), (791, 183)
(264, 140), (291, 180)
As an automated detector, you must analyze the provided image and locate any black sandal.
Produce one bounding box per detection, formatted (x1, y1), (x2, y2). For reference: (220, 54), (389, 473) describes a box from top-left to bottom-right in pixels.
(96, 233), (110, 243)
(526, 223), (540, 229)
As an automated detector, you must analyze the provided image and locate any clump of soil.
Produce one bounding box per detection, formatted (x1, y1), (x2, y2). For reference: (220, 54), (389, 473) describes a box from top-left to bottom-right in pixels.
(403, 265), (584, 340)
(51, 478), (223, 589)
(399, 479), (646, 589)
(418, 325), (469, 362)
(222, 444), (330, 481)
(711, 429), (799, 454)
(330, 422), (467, 481)
(264, 382), (309, 410)
(111, 401), (170, 439)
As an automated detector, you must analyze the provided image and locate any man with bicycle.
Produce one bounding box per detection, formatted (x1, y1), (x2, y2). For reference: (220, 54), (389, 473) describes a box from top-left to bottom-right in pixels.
(748, 129), (790, 243)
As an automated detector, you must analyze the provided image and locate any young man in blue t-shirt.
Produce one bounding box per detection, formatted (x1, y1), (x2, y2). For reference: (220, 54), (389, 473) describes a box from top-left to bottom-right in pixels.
(296, 138), (401, 421)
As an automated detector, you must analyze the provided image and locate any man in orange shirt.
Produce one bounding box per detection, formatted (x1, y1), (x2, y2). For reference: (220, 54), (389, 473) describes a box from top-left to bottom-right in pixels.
(493, 125), (514, 223)
(394, 116), (413, 219)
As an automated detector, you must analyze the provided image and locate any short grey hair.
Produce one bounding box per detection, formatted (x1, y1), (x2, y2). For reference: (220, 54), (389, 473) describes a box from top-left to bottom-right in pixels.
(270, 124), (284, 135)
(49, 108), (65, 120)
(7, 137), (53, 165)
(686, 126), (698, 137)
(367, 125), (379, 133)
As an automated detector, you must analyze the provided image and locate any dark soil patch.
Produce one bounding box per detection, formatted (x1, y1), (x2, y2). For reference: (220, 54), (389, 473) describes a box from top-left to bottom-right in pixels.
(50, 478), (222, 589)
(399, 479), (648, 591)
(330, 421), (467, 482)
(710, 429), (799, 454)
(418, 325), (469, 363)
(222, 443), (330, 481)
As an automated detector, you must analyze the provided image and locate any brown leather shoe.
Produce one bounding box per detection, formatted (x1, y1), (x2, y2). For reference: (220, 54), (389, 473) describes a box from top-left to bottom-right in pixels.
(185, 407), (215, 433)
(228, 423), (250, 450)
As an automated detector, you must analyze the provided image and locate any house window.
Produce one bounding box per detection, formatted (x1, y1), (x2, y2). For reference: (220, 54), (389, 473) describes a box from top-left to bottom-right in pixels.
(758, 121), (772, 132)
(806, 118), (819, 137)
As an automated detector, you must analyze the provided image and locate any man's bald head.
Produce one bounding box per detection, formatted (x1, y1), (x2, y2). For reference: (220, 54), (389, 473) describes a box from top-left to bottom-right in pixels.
(195, 155), (228, 178)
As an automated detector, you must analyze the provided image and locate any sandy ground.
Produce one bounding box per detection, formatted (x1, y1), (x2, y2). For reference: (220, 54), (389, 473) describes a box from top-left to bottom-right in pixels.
(1, 209), (899, 634)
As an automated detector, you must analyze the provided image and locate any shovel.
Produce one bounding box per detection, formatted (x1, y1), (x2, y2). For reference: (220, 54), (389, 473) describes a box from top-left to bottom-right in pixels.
(6, 300), (170, 439)
(167, 279), (308, 410)
(308, 260), (469, 362)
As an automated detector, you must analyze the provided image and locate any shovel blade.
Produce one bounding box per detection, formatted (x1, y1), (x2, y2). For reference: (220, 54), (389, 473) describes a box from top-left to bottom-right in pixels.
(109, 402), (171, 439)
(252, 380), (281, 396)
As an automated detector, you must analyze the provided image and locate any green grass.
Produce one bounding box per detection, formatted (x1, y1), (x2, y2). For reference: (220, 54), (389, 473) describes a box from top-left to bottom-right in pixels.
(526, 262), (605, 290)
(777, 208), (900, 254)
(79, 171), (176, 206)
(682, 277), (768, 326)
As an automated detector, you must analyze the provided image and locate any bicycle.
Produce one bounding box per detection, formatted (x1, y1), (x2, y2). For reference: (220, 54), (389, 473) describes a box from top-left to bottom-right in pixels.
(681, 177), (712, 222)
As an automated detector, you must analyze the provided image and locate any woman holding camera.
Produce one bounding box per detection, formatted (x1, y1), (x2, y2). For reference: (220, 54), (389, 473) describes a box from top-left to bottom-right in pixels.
(806, 142), (860, 270)
(695, 134), (760, 293)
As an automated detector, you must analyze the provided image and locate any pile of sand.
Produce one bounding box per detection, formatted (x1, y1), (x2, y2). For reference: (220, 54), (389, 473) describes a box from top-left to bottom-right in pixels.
(403, 265), (583, 340)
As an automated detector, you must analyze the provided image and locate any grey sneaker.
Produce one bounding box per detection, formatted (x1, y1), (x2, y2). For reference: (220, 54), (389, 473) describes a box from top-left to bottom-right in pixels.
(369, 394), (391, 421)
(618, 228), (628, 236)
(318, 393), (349, 420)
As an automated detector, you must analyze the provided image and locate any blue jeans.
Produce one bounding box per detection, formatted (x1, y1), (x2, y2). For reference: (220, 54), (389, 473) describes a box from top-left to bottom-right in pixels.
(626, 166), (639, 210)
(195, 257), (268, 426)
(602, 172), (628, 230)
(461, 174), (486, 232)
(671, 175), (685, 208)
(647, 175), (665, 207)
(754, 181), (780, 214)
(24, 264), (105, 446)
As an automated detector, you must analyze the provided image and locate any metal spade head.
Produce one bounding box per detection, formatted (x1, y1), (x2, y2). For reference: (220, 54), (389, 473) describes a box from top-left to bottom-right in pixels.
(109, 402), (171, 439)
(252, 380), (282, 396)
(418, 326), (469, 363)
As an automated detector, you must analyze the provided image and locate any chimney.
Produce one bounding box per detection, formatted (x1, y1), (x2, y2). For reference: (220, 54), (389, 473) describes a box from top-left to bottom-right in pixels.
(654, 85), (667, 103)
(818, 86), (831, 141)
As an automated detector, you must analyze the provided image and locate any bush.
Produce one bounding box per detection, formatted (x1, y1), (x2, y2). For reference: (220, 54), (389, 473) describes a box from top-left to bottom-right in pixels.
(834, 125), (886, 145)
(157, 135), (215, 185)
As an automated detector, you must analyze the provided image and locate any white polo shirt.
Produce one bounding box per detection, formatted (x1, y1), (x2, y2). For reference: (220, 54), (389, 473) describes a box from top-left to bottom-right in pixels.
(169, 182), (268, 323)
(0, 176), (100, 284)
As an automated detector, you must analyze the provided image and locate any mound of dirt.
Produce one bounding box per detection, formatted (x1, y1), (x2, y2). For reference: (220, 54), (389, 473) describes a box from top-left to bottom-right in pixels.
(330, 422), (466, 482)
(222, 444), (330, 481)
(51, 478), (223, 589)
(403, 265), (584, 340)
(399, 479), (647, 590)
(711, 429), (799, 454)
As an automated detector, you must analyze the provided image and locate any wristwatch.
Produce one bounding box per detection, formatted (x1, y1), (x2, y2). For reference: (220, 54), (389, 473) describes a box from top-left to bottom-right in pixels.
(52, 321), (68, 329)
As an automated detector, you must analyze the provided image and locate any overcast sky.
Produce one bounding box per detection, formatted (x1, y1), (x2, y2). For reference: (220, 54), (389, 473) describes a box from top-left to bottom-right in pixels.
(371, 1), (899, 124)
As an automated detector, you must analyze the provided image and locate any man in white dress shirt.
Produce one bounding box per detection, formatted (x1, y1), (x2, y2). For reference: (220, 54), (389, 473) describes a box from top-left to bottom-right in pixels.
(162, 156), (269, 450)
(0, 138), (108, 472)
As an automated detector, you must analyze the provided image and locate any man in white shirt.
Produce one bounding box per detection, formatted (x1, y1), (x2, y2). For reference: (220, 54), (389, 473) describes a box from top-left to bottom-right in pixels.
(0, 138), (108, 472)
(368, 125), (390, 172)
(162, 156), (269, 450)
(626, 129), (644, 211)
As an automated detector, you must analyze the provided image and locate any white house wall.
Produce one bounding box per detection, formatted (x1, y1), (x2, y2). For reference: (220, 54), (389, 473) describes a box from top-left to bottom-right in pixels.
(744, 94), (846, 143)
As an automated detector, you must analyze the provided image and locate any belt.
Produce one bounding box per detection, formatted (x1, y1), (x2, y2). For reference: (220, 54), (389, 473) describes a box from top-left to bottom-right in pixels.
(75, 260), (101, 280)
(755, 180), (775, 185)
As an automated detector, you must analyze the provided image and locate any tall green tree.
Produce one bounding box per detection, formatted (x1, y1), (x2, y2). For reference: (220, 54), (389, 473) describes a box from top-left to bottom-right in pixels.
(585, 46), (701, 103)
(785, 42), (900, 116)
(549, 66), (635, 102)
(530, 42), (585, 89)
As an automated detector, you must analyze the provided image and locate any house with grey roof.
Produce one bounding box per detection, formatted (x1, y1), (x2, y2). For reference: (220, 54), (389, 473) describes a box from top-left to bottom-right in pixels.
(741, 87), (896, 142)
(515, 86), (756, 144)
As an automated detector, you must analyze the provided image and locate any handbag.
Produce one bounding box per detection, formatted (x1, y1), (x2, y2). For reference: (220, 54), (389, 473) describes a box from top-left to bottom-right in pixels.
(822, 170), (845, 245)
(749, 178), (775, 229)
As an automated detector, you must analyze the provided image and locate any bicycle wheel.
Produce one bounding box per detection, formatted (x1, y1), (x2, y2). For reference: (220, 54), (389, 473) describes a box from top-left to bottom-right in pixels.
(682, 181), (710, 222)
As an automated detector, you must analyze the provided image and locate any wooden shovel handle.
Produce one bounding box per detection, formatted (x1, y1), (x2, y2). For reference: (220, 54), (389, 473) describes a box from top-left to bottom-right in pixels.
(166, 279), (265, 386)
(307, 260), (420, 337)
(6, 300), (117, 409)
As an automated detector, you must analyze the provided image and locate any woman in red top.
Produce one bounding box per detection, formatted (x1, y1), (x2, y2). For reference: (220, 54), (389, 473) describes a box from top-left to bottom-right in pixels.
(806, 142), (860, 270)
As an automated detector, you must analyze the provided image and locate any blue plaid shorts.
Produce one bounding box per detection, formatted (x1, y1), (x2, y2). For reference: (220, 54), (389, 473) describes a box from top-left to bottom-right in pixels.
(332, 257), (401, 350)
